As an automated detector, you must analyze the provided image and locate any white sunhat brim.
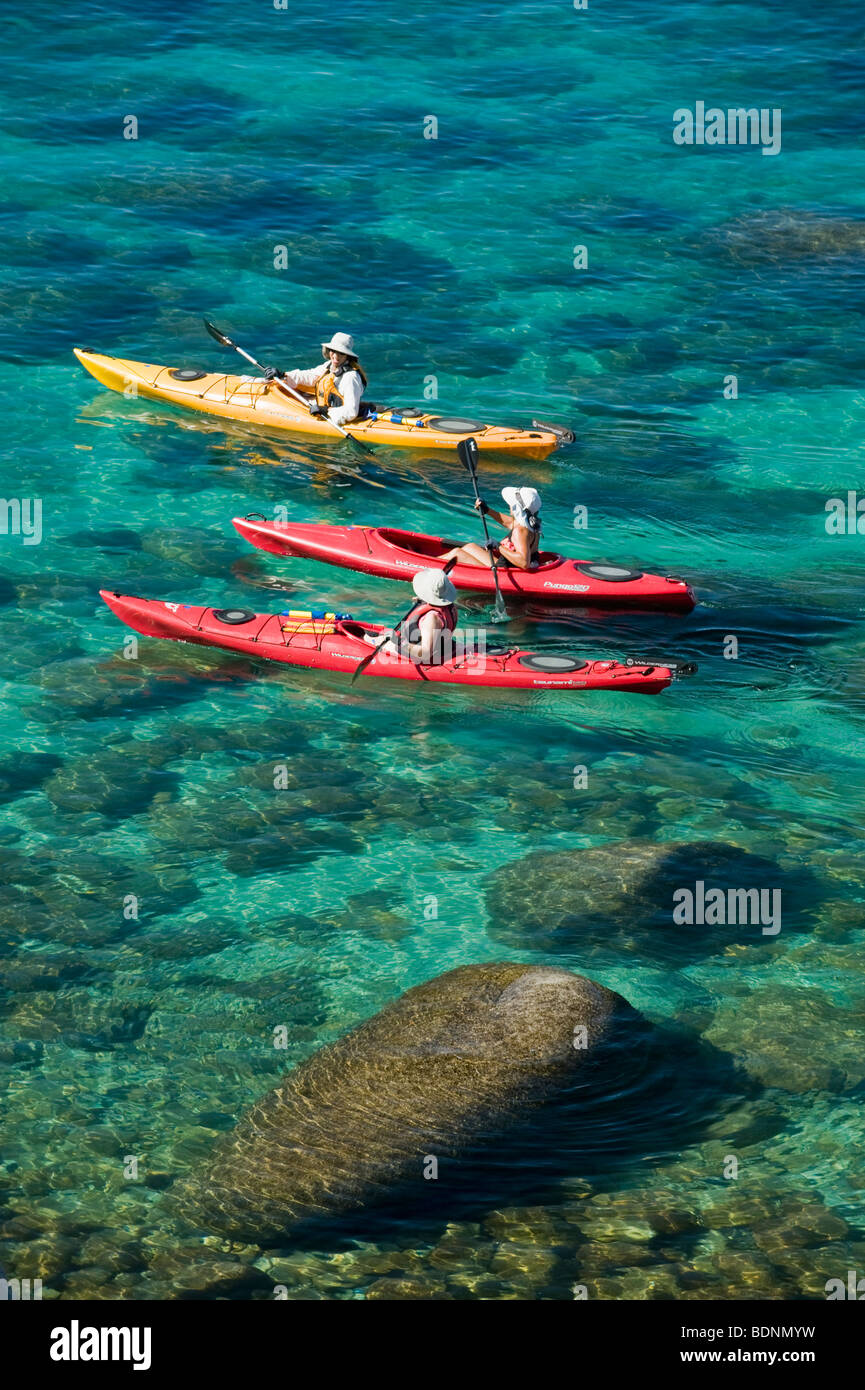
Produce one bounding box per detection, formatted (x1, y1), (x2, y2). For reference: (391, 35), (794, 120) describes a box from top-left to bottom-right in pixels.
(321, 334), (357, 357)
(412, 570), (457, 605)
(502, 486), (541, 513)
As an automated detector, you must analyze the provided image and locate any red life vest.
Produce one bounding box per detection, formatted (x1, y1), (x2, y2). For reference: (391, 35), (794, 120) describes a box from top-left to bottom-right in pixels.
(398, 602), (458, 662)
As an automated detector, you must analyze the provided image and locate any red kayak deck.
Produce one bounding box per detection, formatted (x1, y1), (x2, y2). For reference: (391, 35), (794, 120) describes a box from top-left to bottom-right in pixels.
(232, 518), (696, 611)
(99, 591), (674, 693)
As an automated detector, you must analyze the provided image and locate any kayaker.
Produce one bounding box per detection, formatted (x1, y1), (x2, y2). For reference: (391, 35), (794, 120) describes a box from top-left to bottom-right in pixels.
(364, 568), (459, 665)
(438, 486), (542, 571)
(263, 332), (369, 426)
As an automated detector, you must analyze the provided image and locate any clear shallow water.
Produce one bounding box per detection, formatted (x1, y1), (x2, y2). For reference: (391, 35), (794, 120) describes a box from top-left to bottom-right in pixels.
(1, 0), (864, 1299)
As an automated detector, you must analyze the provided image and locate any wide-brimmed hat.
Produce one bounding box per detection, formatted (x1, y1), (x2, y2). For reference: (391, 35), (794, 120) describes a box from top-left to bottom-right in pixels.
(502, 485), (541, 514)
(412, 567), (458, 606)
(321, 332), (357, 359)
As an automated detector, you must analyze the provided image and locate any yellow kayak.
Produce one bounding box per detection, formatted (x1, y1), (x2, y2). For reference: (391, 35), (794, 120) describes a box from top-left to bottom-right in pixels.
(73, 349), (567, 458)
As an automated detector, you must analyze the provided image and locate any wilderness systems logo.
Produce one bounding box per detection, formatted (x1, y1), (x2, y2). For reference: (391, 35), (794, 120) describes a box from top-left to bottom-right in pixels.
(49, 1321), (152, 1371)
(673, 102), (782, 155)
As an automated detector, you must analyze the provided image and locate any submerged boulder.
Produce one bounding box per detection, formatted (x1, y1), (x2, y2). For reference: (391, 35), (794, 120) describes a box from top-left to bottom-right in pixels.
(704, 210), (865, 265)
(486, 839), (805, 961)
(173, 962), (639, 1240)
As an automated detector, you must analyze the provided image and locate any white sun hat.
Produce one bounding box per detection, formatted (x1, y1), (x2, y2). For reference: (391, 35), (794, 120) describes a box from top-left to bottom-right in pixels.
(321, 332), (357, 358)
(502, 485), (541, 514)
(412, 567), (458, 606)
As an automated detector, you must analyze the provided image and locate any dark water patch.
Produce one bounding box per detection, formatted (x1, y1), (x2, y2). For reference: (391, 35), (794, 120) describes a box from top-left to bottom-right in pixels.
(127, 917), (241, 964)
(223, 824), (365, 877)
(140, 527), (246, 579)
(573, 413), (737, 476)
(43, 743), (179, 819)
(61, 527), (143, 552)
(315, 891), (415, 944)
(2, 226), (99, 269)
(558, 313), (638, 351)
(685, 604), (856, 657)
(181, 967), (328, 1032)
(85, 164), (377, 244)
(9, 985), (152, 1052)
(11, 90), (249, 149)
(35, 649), (269, 721)
(0, 752), (63, 806)
(0, 626), (87, 684)
(16, 575), (100, 610)
(142, 756), (370, 874)
(0, 844), (200, 949)
(0, 1039), (44, 1068)
(237, 228), (459, 302)
(1, 222), (194, 281)
(0, 272), (163, 365)
(486, 840), (819, 963)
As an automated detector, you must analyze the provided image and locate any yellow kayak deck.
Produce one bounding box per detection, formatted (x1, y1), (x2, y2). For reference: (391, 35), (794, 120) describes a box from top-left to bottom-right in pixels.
(74, 349), (561, 458)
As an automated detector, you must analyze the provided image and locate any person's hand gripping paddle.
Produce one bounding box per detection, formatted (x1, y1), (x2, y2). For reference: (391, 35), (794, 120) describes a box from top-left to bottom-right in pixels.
(203, 320), (374, 453)
(458, 437), (508, 622)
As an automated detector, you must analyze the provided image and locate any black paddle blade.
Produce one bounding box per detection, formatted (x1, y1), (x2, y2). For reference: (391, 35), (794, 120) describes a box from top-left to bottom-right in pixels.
(204, 319), (232, 347)
(457, 437), (480, 474)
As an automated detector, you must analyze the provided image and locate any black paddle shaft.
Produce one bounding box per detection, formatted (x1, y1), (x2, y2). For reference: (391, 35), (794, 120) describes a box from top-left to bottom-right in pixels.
(457, 437), (507, 616)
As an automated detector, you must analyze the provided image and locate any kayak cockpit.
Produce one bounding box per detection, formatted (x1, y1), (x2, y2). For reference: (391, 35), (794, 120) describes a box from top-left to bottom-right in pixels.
(375, 527), (563, 570)
(377, 528), (455, 557)
(339, 620), (379, 643)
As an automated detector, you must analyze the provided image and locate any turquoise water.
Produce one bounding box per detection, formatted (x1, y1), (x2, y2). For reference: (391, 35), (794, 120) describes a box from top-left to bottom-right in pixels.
(1, 0), (864, 1299)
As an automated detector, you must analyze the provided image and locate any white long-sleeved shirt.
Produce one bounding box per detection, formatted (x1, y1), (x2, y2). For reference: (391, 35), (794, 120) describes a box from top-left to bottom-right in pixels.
(281, 363), (364, 427)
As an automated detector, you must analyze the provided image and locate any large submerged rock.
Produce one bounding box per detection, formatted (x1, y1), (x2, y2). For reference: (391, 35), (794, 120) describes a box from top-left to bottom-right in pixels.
(486, 840), (805, 961)
(173, 962), (639, 1241)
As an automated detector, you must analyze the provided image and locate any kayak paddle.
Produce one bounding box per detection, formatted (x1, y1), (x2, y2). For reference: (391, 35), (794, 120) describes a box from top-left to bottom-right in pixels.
(350, 558), (459, 684)
(203, 320), (374, 453)
(457, 436), (508, 623)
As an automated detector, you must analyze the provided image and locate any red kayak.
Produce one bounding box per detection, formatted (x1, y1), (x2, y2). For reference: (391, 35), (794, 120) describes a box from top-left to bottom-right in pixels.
(232, 517), (696, 611)
(98, 591), (677, 693)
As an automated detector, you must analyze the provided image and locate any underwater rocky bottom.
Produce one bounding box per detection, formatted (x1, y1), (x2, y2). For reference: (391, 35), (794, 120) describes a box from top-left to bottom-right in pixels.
(2, 946), (863, 1301)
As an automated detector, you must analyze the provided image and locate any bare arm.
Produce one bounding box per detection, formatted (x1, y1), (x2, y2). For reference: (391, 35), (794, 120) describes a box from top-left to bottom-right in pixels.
(475, 501), (512, 528)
